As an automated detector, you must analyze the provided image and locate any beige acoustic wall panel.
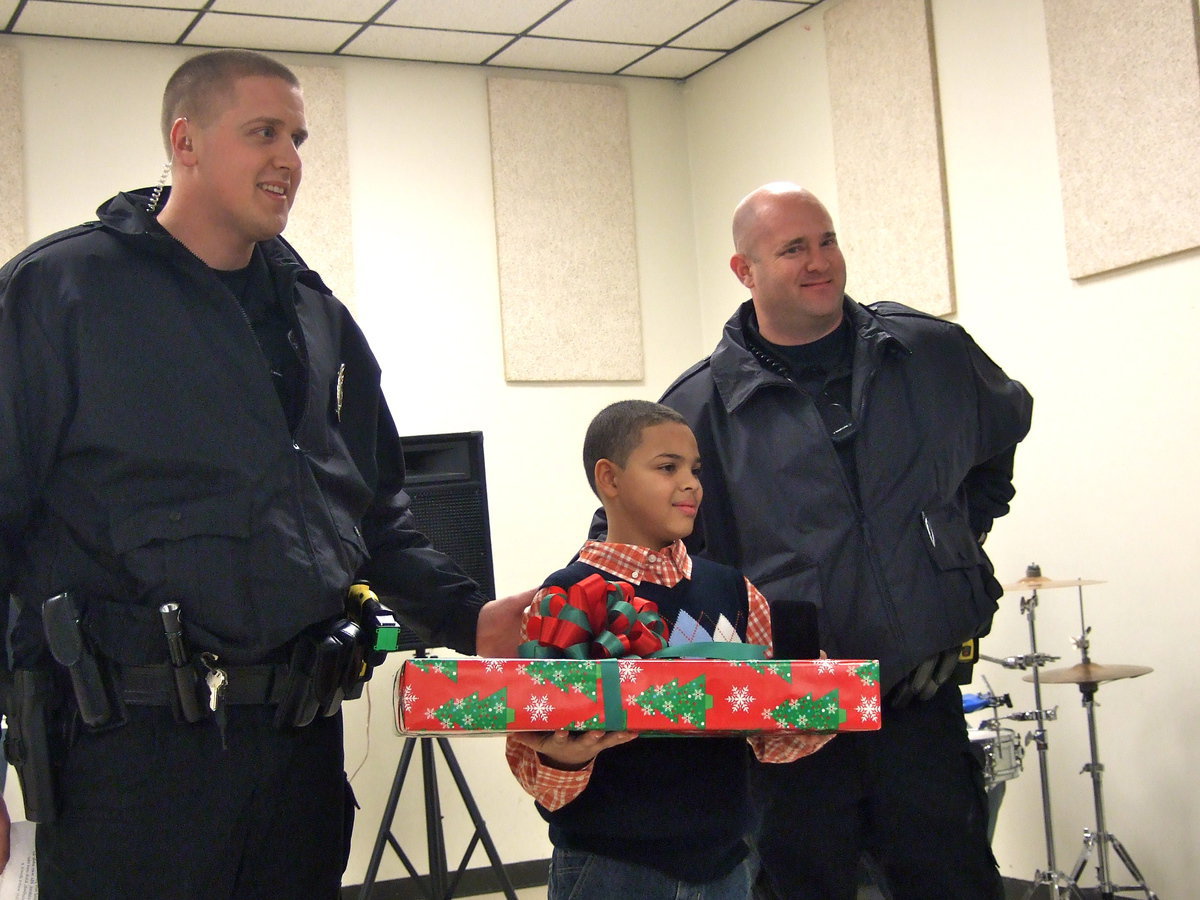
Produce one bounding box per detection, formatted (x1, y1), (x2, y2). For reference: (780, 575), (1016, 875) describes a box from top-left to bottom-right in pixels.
(0, 47), (26, 266)
(825, 0), (953, 315)
(488, 78), (643, 382)
(1044, 0), (1200, 279)
(287, 65), (355, 308)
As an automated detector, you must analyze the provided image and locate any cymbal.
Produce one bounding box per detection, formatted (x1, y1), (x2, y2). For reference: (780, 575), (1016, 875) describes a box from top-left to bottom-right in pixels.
(1003, 575), (1105, 592)
(1022, 662), (1152, 685)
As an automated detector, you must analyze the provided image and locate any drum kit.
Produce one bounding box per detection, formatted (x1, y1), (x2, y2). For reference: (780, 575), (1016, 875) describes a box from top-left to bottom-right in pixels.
(970, 563), (1158, 900)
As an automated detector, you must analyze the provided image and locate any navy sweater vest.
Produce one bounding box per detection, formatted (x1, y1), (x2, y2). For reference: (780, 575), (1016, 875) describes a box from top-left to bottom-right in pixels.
(537, 556), (754, 883)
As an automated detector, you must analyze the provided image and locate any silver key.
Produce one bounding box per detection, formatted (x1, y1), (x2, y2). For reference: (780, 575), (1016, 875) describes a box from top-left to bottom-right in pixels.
(203, 656), (228, 712)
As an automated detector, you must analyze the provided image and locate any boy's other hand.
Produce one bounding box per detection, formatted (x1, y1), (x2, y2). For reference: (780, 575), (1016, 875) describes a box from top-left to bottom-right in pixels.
(511, 729), (638, 770)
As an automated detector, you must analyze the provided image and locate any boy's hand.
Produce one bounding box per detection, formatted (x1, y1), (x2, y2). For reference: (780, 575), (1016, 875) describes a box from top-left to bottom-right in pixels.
(510, 729), (637, 770)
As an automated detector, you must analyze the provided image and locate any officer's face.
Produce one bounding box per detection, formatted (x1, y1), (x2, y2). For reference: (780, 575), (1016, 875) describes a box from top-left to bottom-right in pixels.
(732, 194), (847, 345)
(184, 75), (307, 258)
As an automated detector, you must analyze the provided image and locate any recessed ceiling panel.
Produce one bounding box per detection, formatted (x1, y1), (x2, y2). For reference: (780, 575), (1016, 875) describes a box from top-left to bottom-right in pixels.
(671, 0), (804, 50)
(184, 12), (358, 53)
(532, 0), (726, 45)
(490, 36), (648, 74)
(622, 46), (723, 79)
(377, 0), (563, 33)
(343, 25), (511, 64)
(211, 0), (386, 21)
(14, 1), (194, 42)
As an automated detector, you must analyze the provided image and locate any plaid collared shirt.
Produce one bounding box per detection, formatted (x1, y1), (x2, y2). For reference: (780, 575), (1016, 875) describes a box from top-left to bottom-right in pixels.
(506, 539), (823, 812)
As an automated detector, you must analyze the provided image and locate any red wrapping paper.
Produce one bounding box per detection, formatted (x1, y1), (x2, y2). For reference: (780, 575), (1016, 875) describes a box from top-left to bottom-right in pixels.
(395, 656), (882, 735)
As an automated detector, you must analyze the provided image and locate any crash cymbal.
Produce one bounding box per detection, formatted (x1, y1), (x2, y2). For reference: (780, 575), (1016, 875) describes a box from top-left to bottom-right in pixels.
(1022, 662), (1152, 685)
(1003, 575), (1105, 592)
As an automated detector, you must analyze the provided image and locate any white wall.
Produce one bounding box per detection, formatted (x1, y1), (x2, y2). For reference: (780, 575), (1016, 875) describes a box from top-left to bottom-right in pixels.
(683, 2), (1199, 897)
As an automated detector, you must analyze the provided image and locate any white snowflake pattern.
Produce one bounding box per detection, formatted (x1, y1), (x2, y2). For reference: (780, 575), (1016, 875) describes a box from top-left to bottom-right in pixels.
(726, 686), (755, 713)
(484, 659), (506, 673)
(618, 659), (643, 682)
(856, 695), (881, 723)
(524, 695), (555, 722)
(815, 658), (838, 675)
(402, 686), (418, 712)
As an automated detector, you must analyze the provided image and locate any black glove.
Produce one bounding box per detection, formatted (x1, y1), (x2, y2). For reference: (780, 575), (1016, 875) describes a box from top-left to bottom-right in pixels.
(888, 646), (962, 709)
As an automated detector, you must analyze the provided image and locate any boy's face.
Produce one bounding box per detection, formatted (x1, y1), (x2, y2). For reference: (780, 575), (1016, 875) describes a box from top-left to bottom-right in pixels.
(606, 421), (703, 550)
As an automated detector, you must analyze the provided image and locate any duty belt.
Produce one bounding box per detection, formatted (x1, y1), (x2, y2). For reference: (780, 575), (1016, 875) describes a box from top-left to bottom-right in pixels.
(119, 662), (291, 707)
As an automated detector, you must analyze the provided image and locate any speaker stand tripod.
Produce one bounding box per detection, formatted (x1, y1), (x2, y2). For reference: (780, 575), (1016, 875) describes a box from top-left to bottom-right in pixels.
(357, 653), (517, 900)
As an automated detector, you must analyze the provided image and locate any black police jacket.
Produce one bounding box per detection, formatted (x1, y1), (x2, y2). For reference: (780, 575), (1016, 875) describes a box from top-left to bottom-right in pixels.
(0, 188), (483, 668)
(661, 299), (1033, 692)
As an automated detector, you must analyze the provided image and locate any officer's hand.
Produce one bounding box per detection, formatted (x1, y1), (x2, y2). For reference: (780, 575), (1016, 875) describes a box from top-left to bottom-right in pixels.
(475, 589), (536, 658)
(0, 794), (10, 873)
(511, 729), (638, 769)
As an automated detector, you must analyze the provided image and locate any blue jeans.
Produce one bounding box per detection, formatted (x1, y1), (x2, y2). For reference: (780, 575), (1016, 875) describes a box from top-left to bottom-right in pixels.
(549, 847), (752, 900)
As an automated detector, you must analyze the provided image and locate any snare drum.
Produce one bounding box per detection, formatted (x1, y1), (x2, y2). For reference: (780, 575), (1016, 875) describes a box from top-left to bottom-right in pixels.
(968, 727), (1024, 788)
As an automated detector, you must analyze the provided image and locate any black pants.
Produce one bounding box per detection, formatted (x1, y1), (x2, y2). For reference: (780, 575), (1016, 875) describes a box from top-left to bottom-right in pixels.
(36, 704), (354, 899)
(750, 680), (1002, 900)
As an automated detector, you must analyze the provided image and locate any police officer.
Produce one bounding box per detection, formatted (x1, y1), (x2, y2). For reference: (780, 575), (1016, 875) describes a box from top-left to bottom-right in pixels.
(0, 50), (525, 897)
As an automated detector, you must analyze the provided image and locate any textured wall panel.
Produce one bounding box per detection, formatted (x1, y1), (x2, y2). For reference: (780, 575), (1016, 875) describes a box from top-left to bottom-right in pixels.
(0, 47), (26, 266)
(488, 78), (643, 382)
(1045, 0), (1200, 278)
(287, 64), (356, 309)
(825, 0), (953, 315)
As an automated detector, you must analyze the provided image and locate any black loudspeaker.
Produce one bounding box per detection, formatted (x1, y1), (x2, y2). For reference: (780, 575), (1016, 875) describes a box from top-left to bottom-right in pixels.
(401, 430), (496, 602)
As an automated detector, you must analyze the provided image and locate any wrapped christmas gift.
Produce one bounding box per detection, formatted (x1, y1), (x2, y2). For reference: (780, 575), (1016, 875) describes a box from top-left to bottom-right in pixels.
(396, 654), (882, 735)
(396, 572), (881, 735)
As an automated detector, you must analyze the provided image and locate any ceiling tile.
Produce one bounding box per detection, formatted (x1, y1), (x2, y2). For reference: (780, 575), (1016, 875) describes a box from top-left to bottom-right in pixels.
(489, 36), (648, 74)
(0, 0), (20, 24)
(184, 12), (358, 53)
(343, 25), (512, 64)
(211, 0), (386, 21)
(46, 0), (200, 7)
(671, 0), (804, 50)
(14, 1), (195, 42)
(532, 0), (726, 45)
(621, 46), (723, 79)
(377, 0), (563, 34)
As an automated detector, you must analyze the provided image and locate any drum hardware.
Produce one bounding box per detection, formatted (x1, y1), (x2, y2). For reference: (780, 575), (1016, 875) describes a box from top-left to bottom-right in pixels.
(1029, 594), (1158, 900)
(1005, 563), (1078, 900)
(1005, 707), (1057, 723)
(980, 651), (1061, 671)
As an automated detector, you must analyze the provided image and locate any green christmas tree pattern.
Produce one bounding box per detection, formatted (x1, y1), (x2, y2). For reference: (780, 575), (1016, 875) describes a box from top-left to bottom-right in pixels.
(854, 661), (880, 686)
(768, 689), (846, 730)
(568, 713), (606, 731)
(732, 660), (794, 682)
(523, 660), (601, 700)
(412, 659), (459, 681)
(433, 689), (513, 730)
(631, 676), (712, 727)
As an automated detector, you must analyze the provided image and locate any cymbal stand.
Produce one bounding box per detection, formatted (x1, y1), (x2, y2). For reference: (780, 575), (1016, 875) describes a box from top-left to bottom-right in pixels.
(1063, 592), (1158, 900)
(1017, 585), (1080, 900)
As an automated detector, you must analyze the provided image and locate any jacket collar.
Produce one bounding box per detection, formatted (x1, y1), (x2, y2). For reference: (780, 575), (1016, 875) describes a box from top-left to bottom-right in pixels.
(710, 297), (910, 414)
(95, 187), (331, 296)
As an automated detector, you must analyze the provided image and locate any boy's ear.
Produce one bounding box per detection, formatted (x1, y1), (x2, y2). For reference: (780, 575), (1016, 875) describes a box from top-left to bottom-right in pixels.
(594, 458), (620, 499)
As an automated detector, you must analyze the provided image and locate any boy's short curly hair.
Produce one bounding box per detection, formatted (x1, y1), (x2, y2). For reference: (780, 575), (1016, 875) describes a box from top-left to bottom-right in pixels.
(583, 400), (688, 497)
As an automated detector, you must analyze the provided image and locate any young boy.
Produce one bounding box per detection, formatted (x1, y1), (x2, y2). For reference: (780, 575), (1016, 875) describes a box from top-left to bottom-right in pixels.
(507, 400), (833, 899)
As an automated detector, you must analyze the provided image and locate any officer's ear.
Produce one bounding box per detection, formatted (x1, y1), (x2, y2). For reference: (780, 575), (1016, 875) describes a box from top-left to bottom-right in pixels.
(169, 117), (196, 164)
(730, 253), (754, 289)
